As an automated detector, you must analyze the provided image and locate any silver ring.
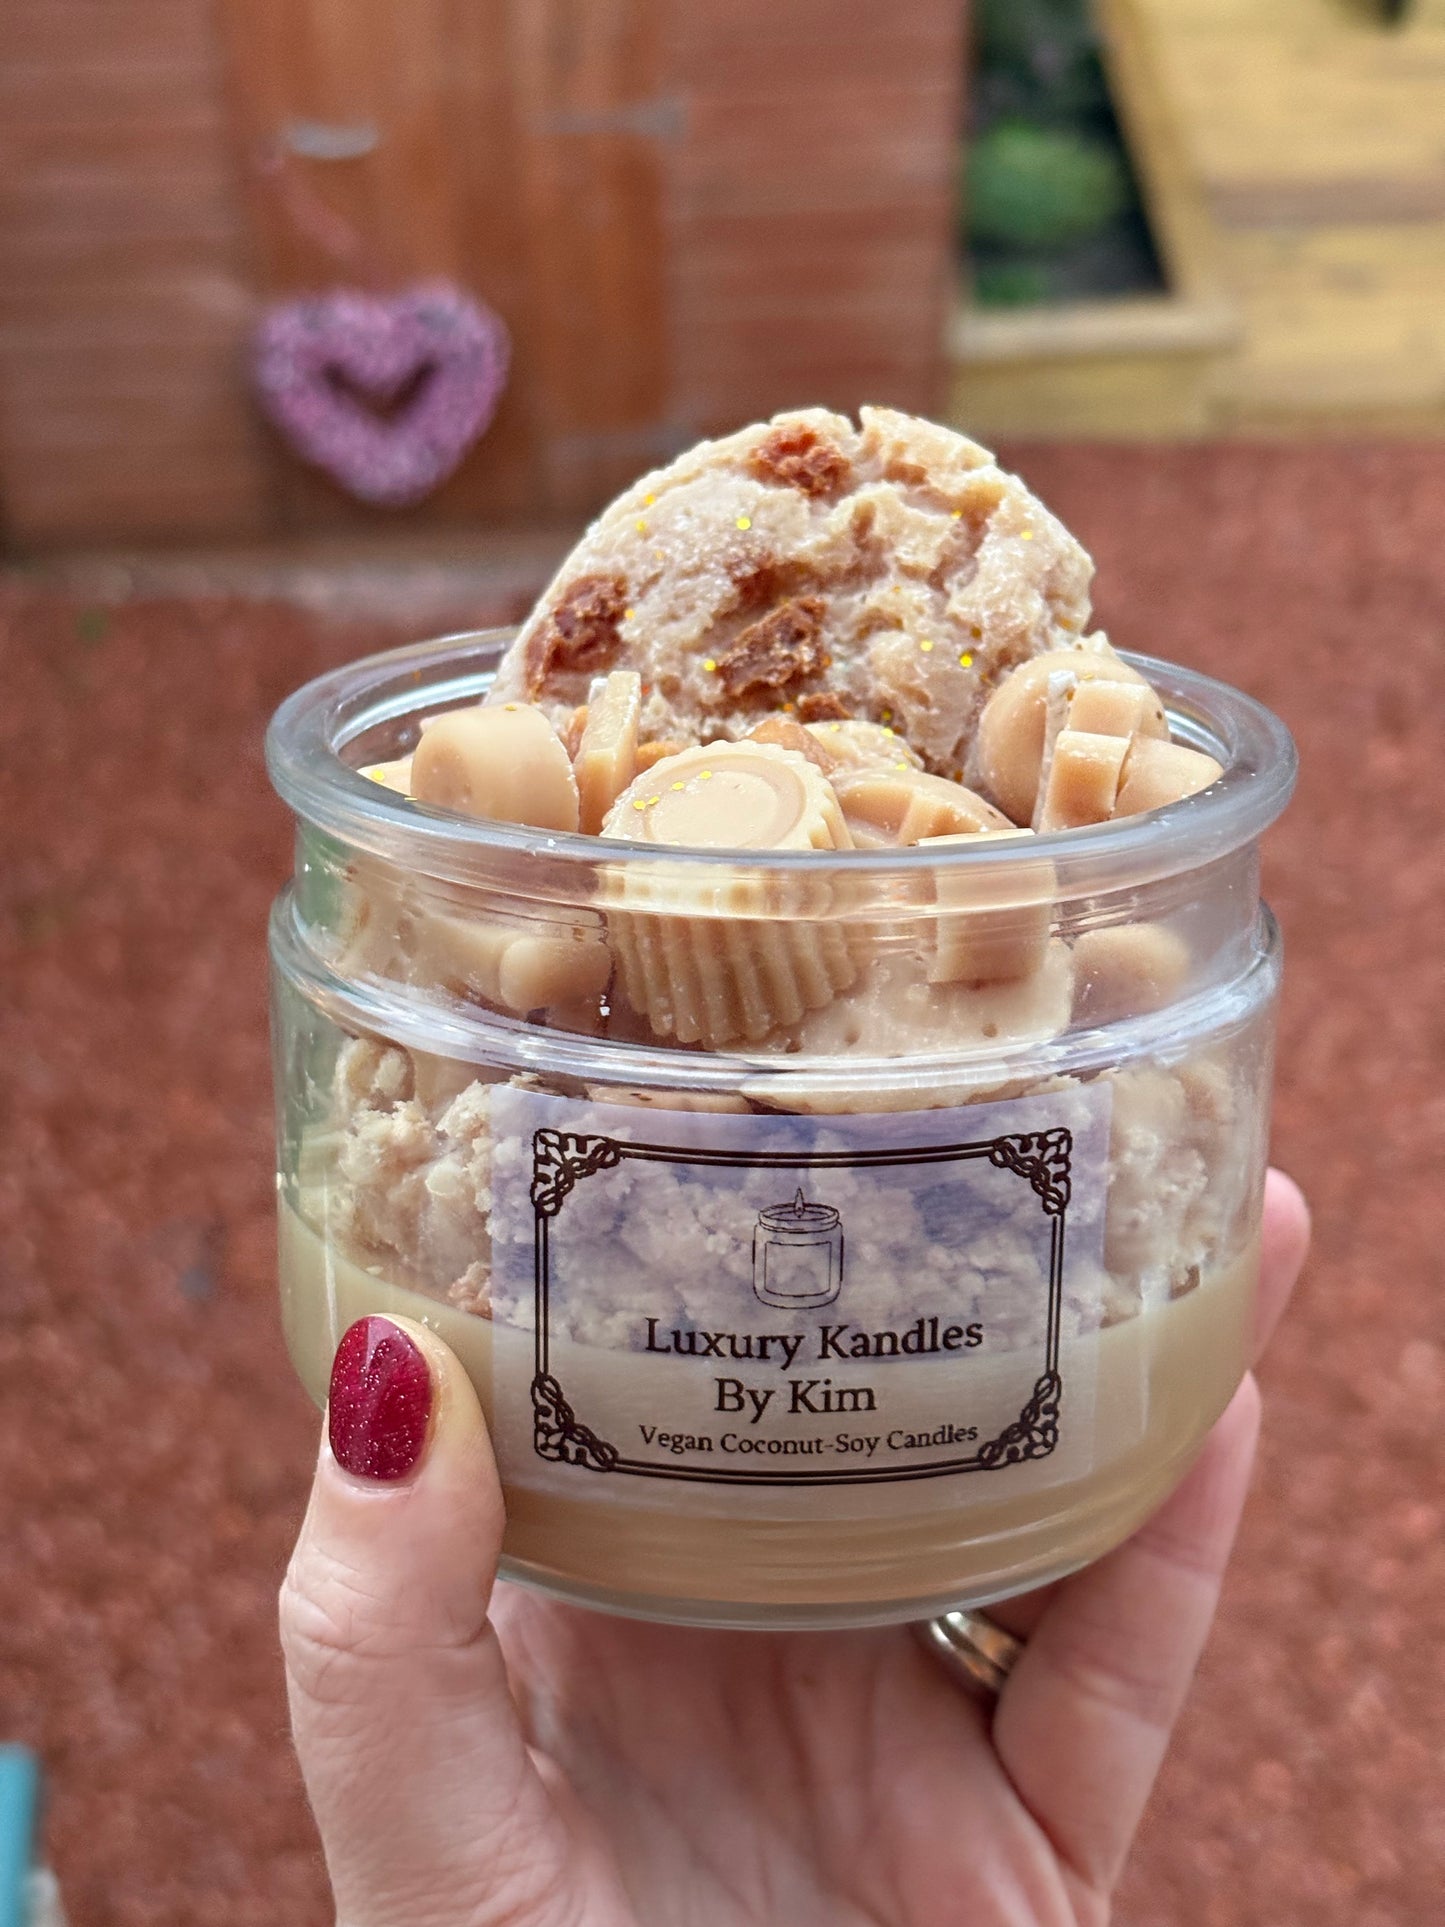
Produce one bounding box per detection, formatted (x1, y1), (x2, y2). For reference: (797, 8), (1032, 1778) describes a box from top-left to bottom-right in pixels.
(916, 1609), (1024, 1701)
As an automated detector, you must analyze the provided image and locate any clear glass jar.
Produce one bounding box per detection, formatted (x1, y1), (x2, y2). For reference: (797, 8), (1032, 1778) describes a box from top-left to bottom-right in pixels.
(267, 628), (1295, 1629)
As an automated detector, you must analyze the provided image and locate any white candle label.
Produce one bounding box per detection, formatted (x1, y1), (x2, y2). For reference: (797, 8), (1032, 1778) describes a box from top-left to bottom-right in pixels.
(488, 1082), (1112, 1507)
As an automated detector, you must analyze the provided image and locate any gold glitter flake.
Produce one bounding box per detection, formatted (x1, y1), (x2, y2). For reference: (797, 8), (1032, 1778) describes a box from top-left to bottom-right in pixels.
(959, 651), (974, 668)
(1020, 529), (1034, 541)
(703, 657), (718, 673)
(735, 514), (752, 531)
(919, 638), (934, 654)
(635, 519), (649, 535)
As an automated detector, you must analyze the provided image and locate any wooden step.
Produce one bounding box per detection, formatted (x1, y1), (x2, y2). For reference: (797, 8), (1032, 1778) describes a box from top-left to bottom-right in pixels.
(951, 0), (1445, 438)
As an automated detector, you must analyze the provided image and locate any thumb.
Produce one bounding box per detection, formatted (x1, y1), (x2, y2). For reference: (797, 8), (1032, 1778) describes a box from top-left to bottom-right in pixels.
(281, 1314), (577, 1927)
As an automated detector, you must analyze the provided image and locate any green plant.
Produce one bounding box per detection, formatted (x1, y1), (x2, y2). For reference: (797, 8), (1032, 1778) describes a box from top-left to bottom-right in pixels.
(966, 120), (1132, 250)
(972, 260), (1054, 308)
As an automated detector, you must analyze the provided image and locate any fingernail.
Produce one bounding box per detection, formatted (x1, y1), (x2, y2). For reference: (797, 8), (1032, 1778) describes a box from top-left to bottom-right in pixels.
(328, 1317), (433, 1482)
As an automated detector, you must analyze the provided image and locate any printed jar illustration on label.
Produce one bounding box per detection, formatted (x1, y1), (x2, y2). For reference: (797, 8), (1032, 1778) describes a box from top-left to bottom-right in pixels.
(754, 1189), (844, 1310)
(487, 1083), (1114, 1510)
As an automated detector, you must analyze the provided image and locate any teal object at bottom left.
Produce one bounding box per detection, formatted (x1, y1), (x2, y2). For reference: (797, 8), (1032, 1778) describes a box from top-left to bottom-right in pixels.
(0, 1749), (40, 1927)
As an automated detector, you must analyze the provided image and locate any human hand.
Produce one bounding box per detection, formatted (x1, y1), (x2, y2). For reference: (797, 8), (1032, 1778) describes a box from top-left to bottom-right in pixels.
(281, 1169), (1309, 1927)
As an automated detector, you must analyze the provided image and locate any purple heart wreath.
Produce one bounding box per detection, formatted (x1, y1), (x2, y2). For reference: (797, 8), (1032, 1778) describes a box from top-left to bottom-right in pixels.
(252, 282), (510, 506)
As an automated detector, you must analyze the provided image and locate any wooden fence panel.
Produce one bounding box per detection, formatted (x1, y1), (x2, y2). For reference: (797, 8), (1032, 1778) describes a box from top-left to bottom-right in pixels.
(0, 0), (964, 542)
(669, 0), (964, 434)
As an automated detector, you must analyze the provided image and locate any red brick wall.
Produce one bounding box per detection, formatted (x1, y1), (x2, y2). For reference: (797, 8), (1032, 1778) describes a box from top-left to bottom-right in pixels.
(0, 0), (269, 546)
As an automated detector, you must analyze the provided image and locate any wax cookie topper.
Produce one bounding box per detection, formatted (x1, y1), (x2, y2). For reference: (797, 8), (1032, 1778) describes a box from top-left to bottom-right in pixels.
(488, 406), (1096, 773)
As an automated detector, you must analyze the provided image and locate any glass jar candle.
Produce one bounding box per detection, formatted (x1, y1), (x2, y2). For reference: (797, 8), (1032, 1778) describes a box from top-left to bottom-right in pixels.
(267, 629), (1295, 1629)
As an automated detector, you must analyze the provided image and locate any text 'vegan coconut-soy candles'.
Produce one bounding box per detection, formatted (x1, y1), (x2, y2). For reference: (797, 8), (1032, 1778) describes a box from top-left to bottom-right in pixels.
(268, 629), (1293, 1629)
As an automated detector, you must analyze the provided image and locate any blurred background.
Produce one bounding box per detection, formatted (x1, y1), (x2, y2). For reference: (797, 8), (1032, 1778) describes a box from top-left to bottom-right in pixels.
(0, 1), (1441, 1922)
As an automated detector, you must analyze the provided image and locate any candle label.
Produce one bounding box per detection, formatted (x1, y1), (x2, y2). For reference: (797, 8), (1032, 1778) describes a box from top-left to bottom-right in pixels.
(488, 1081), (1112, 1500)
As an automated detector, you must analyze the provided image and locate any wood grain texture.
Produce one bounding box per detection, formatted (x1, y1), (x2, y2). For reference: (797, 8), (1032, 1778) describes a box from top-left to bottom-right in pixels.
(1130, 0), (1445, 430)
(953, 0), (1445, 439)
(0, 0), (270, 546)
(219, 0), (672, 525)
(506, 0), (675, 509)
(669, 0), (964, 433)
(2, 0), (965, 539)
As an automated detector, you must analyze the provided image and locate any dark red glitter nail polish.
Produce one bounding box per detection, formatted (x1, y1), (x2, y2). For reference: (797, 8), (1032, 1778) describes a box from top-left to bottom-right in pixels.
(328, 1317), (432, 1481)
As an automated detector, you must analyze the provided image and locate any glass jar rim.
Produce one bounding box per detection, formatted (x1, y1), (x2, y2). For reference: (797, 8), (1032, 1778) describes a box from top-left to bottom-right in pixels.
(266, 627), (1296, 894)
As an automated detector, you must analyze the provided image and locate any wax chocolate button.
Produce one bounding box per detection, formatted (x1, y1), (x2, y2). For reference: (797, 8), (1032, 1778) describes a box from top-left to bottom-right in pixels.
(411, 703), (580, 831)
(747, 715), (838, 773)
(359, 755), (414, 794)
(333, 860), (415, 980)
(1113, 738), (1224, 817)
(1072, 923), (1192, 1026)
(635, 739), (689, 772)
(588, 1085), (753, 1114)
(975, 643), (1147, 824)
(575, 671), (643, 833)
(416, 909), (610, 1015)
(919, 829), (1054, 984)
(1035, 729), (1130, 831)
(773, 942), (1074, 1065)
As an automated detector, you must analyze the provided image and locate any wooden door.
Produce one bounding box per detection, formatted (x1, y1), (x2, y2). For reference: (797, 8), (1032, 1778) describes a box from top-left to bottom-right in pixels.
(219, 0), (676, 528)
(671, 0), (965, 434)
(0, 0), (962, 545)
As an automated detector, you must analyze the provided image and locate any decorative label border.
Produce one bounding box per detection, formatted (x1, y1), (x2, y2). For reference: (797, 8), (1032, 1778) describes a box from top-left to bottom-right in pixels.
(528, 1125), (1073, 1487)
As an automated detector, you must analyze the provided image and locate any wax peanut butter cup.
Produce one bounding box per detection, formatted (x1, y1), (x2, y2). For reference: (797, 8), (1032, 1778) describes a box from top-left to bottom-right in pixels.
(599, 741), (857, 1047)
(833, 767), (1012, 847)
